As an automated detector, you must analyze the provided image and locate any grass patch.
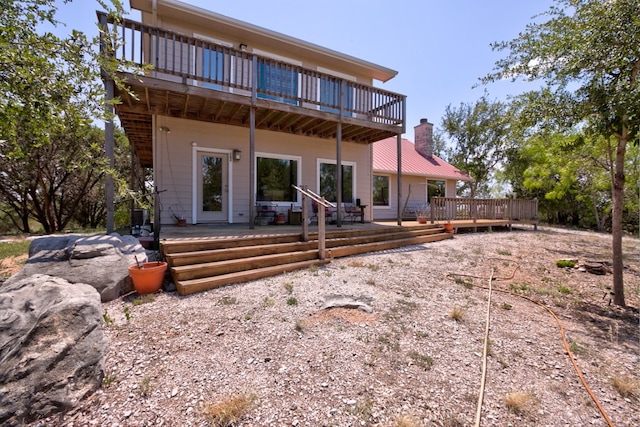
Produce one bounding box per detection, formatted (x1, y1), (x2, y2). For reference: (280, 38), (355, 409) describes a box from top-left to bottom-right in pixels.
(203, 393), (256, 427)
(568, 340), (588, 355)
(102, 310), (114, 325)
(284, 282), (294, 294)
(351, 396), (373, 422)
(261, 296), (276, 308)
(102, 373), (116, 387)
(220, 296), (237, 305)
(138, 375), (152, 397)
(557, 285), (572, 295)
(497, 249), (512, 256)
(449, 306), (465, 322)
(454, 277), (473, 289)
(0, 240), (30, 259)
(286, 296), (298, 306)
(556, 259), (576, 268)
(132, 294), (155, 306)
(612, 375), (639, 398)
(395, 415), (420, 427)
(294, 319), (305, 332)
(510, 283), (529, 292)
(504, 391), (535, 414)
(501, 302), (513, 310)
(407, 351), (434, 370)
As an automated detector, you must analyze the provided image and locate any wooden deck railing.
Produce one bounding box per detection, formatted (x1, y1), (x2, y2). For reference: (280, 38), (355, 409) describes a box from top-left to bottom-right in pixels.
(430, 197), (539, 224)
(98, 12), (406, 127)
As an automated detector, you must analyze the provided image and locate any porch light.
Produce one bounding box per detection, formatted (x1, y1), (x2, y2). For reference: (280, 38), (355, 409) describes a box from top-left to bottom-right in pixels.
(233, 149), (242, 161)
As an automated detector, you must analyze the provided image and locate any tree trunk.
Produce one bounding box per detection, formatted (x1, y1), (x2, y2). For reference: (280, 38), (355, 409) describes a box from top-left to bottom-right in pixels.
(611, 133), (627, 307)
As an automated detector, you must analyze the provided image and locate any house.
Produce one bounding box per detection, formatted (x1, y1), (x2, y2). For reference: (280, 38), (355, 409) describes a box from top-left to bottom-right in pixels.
(100, 0), (407, 231)
(372, 119), (472, 221)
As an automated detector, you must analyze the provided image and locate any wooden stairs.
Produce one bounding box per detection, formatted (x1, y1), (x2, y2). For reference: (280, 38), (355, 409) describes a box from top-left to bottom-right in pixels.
(161, 224), (452, 295)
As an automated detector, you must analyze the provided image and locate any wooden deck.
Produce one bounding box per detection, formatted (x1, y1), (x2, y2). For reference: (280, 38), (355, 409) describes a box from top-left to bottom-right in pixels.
(158, 218), (537, 240)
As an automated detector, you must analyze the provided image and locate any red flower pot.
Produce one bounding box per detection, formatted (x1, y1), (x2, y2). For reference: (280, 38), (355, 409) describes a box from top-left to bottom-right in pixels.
(128, 262), (167, 294)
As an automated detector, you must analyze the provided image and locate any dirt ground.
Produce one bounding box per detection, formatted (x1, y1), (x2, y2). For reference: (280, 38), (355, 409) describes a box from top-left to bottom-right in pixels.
(6, 226), (640, 426)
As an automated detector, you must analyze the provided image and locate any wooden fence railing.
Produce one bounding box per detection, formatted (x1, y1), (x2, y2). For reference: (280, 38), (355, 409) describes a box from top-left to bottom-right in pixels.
(430, 197), (539, 225)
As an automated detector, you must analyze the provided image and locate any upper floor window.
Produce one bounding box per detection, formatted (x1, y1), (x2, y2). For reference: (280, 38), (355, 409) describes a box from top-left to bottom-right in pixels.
(257, 62), (298, 105)
(320, 77), (353, 116)
(202, 48), (224, 90)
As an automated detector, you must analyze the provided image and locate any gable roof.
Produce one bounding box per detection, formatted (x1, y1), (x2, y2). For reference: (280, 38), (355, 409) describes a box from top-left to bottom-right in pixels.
(129, 0), (398, 82)
(373, 137), (472, 181)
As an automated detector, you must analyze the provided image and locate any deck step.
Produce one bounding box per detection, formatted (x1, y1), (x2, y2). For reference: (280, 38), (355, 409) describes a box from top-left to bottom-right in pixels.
(171, 249), (320, 281)
(176, 259), (330, 295)
(326, 230), (452, 258)
(163, 224), (453, 296)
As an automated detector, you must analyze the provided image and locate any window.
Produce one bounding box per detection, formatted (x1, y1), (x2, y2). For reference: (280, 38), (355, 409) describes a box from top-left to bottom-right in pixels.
(202, 48), (224, 90)
(320, 77), (353, 116)
(428, 180), (445, 203)
(256, 156), (299, 202)
(373, 175), (389, 206)
(319, 162), (354, 203)
(257, 61), (298, 105)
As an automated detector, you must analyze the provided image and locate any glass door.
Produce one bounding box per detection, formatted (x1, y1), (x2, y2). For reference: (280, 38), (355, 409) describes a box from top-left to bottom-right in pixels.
(197, 152), (228, 222)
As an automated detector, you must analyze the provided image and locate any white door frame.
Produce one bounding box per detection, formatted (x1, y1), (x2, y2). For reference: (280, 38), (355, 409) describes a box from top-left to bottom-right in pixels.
(192, 146), (235, 224)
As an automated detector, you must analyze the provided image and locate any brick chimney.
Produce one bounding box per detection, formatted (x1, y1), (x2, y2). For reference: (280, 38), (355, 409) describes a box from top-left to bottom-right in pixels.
(414, 118), (433, 158)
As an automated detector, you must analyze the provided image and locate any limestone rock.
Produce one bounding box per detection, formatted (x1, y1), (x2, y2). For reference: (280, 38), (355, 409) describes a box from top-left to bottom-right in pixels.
(5, 233), (146, 302)
(0, 274), (107, 426)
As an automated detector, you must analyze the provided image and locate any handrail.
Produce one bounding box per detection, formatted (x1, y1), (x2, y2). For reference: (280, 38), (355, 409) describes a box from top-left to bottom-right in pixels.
(293, 186), (335, 208)
(97, 11), (406, 127)
(292, 185), (332, 259)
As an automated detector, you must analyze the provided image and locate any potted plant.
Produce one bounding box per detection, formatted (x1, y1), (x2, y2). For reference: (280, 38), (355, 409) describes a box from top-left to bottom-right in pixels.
(169, 206), (187, 226)
(443, 220), (454, 233)
(128, 258), (167, 294)
(415, 203), (429, 224)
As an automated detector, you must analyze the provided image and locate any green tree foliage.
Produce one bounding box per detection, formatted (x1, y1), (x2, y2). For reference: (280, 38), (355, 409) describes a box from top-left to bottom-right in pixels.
(0, 0), (130, 233)
(439, 96), (511, 198)
(483, 0), (639, 306)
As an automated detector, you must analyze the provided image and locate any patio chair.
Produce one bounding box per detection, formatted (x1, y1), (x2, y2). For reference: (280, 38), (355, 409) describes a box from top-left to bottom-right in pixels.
(344, 203), (364, 224)
(310, 200), (332, 224)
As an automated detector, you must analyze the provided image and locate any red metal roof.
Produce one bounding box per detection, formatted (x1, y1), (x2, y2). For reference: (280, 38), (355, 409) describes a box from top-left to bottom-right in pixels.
(372, 137), (472, 181)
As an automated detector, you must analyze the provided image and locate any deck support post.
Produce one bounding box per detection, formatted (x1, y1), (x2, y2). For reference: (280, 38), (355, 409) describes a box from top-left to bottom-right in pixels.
(396, 133), (402, 226)
(301, 185), (309, 242)
(249, 54), (257, 229)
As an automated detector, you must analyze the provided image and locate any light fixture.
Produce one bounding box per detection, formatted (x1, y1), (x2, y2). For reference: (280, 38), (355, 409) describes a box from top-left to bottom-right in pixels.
(158, 126), (170, 133)
(239, 43), (247, 51)
(232, 149), (242, 161)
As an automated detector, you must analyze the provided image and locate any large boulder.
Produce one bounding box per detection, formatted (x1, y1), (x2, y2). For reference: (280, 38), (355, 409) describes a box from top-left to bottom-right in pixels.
(0, 274), (107, 426)
(4, 233), (147, 302)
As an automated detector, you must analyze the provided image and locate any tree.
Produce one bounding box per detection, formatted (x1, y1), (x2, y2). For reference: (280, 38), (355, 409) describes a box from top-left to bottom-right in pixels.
(483, 0), (639, 307)
(439, 96), (511, 198)
(0, 0), (129, 233)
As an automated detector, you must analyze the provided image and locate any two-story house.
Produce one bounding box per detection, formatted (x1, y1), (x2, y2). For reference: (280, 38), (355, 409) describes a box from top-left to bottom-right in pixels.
(101, 0), (406, 231)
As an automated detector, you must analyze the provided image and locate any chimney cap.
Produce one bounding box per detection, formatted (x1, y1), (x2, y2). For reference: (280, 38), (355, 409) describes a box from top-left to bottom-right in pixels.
(420, 118), (430, 124)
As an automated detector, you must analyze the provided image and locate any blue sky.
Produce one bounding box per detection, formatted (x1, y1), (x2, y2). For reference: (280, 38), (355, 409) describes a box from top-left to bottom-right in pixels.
(53, 0), (554, 137)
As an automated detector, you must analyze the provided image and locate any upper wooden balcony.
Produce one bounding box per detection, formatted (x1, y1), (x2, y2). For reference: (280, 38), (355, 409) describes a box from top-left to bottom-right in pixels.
(98, 12), (407, 167)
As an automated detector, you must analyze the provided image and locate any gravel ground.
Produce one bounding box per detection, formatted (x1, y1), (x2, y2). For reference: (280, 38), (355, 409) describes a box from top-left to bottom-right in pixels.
(30, 227), (639, 427)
